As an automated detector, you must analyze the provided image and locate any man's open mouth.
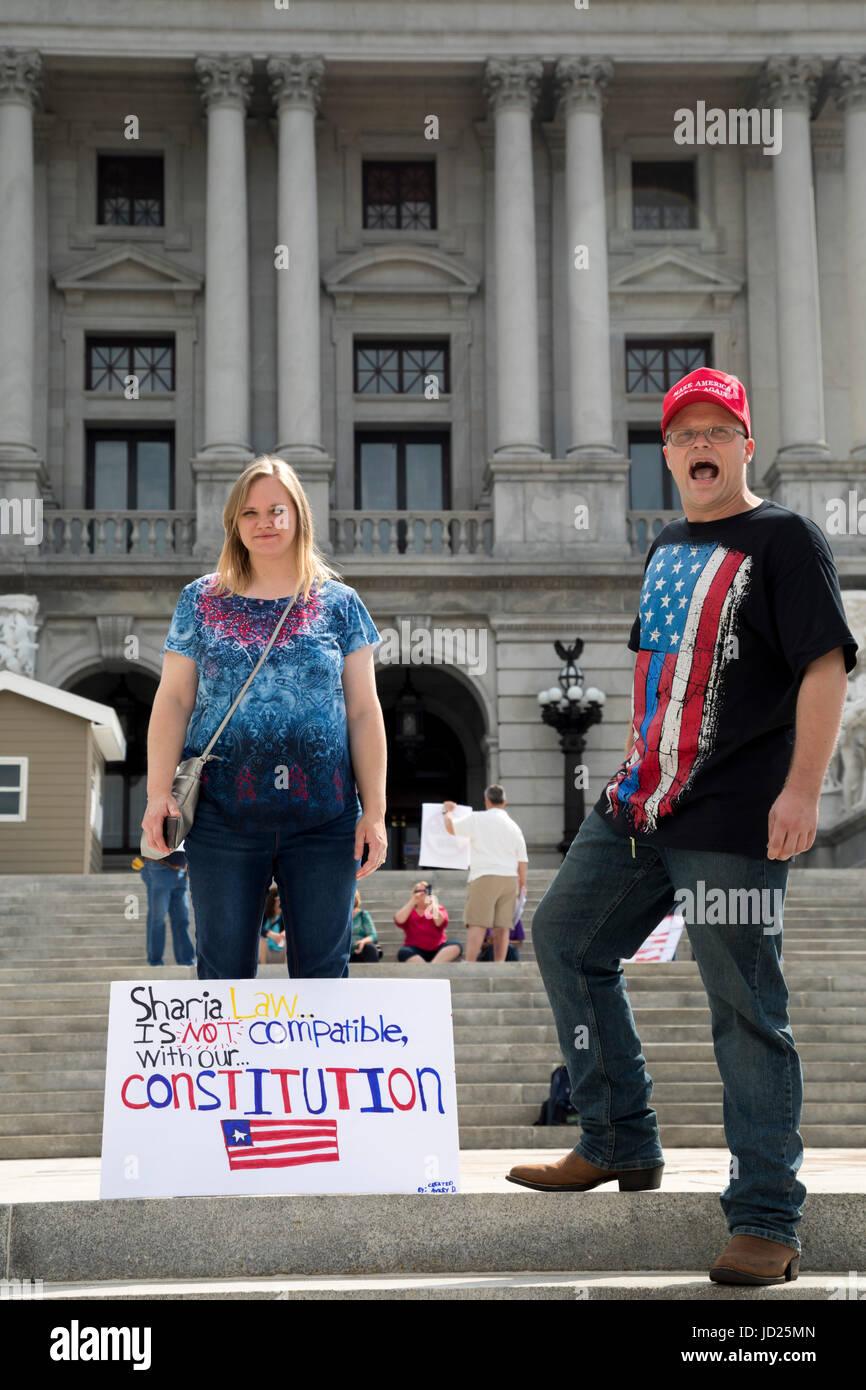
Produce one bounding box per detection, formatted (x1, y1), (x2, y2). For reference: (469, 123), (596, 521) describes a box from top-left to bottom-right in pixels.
(689, 459), (719, 481)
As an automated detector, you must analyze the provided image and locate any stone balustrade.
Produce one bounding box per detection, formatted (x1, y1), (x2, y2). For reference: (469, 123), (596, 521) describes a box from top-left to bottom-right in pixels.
(330, 509), (494, 557)
(627, 510), (680, 555)
(37, 510), (196, 558)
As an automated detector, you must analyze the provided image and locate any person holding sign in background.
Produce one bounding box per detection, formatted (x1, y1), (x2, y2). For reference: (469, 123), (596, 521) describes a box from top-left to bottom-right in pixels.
(443, 787), (528, 962)
(142, 456), (387, 980)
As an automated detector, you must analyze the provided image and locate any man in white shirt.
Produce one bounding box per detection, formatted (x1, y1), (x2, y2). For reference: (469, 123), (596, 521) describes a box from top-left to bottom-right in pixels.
(442, 785), (528, 962)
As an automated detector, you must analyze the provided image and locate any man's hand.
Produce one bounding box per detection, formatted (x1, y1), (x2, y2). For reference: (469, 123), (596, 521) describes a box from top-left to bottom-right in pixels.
(767, 788), (820, 860)
(442, 800), (457, 813)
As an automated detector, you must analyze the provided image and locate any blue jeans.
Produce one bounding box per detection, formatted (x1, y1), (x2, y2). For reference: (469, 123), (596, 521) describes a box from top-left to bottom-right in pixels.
(531, 809), (804, 1251)
(140, 860), (196, 967)
(183, 795), (362, 980)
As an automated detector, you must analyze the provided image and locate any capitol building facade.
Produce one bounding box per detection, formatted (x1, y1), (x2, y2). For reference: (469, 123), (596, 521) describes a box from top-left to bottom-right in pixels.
(0, 1), (865, 868)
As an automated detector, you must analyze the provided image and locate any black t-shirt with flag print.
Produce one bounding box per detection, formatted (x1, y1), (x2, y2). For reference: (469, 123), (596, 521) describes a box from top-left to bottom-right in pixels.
(593, 498), (859, 859)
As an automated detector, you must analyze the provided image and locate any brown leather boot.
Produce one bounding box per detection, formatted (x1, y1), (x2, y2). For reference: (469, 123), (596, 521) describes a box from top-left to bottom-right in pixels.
(506, 1149), (664, 1192)
(709, 1233), (800, 1285)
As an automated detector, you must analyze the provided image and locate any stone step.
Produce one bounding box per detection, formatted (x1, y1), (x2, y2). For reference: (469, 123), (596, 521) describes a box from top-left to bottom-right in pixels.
(452, 1024), (866, 1043)
(459, 1124), (866, 1148)
(5, 1191), (864, 1281)
(2, 914), (863, 932)
(2, 1067), (865, 1104)
(5, 959), (866, 986)
(5, 1081), (866, 1119)
(4, 1015), (866, 1042)
(454, 1101), (866, 1127)
(5, 983), (866, 1012)
(25, 1271), (857, 1300)
(5, 993), (866, 1024)
(2, 1095), (863, 1138)
(2, 968), (863, 999)
(452, 1081), (866, 1104)
(8, 1123), (866, 1159)
(1, 1032), (860, 1063)
(2, 1059), (865, 1092)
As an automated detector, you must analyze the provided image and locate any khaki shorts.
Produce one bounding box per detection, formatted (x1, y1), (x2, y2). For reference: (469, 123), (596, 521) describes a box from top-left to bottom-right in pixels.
(464, 874), (518, 930)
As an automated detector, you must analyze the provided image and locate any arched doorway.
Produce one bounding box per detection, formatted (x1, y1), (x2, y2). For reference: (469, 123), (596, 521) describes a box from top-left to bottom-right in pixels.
(67, 669), (158, 868)
(376, 665), (488, 871)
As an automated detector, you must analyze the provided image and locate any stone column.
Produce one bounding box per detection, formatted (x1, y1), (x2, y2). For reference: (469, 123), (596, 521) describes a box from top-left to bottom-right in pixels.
(758, 58), (829, 459)
(555, 57), (620, 458)
(194, 54), (253, 459)
(483, 59), (548, 458)
(0, 49), (44, 516)
(267, 55), (333, 547)
(191, 55), (254, 562)
(833, 57), (866, 460)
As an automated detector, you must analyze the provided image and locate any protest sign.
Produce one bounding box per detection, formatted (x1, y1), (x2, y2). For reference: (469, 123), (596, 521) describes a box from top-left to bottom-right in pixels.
(100, 978), (459, 1199)
(626, 913), (685, 963)
(419, 801), (472, 869)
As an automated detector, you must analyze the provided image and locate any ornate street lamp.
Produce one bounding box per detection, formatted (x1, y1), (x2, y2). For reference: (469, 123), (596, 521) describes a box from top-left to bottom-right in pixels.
(537, 638), (606, 856)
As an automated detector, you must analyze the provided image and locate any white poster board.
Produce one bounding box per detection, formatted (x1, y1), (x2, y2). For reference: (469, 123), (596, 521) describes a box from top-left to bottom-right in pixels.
(626, 913), (685, 963)
(100, 979), (459, 1199)
(419, 801), (472, 870)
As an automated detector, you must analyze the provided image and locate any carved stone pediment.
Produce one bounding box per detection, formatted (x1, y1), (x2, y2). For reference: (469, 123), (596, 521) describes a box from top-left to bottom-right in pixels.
(610, 248), (742, 312)
(323, 245), (479, 311)
(54, 246), (203, 308)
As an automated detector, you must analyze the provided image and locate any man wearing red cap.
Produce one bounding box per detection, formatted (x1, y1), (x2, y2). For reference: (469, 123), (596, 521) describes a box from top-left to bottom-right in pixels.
(508, 368), (858, 1285)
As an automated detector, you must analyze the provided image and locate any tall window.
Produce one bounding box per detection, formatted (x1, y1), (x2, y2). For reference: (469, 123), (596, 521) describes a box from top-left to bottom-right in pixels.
(632, 161), (696, 230)
(362, 161), (436, 230)
(626, 339), (711, 394)
(86, 430), (174, 511)
(627, 428), (676, 512)
(355, 431), (450, 510)
(86, 338), (174, 392)
(97, 155), (164, 226)
(354, 340), (449, 394)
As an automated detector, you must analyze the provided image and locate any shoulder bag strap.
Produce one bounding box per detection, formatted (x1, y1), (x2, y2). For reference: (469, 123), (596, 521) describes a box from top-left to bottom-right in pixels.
(198, 590), (300, 760)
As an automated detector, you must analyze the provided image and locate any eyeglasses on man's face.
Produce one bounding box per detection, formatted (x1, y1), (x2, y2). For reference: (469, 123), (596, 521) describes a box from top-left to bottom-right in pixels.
(665, 425), (748, 447)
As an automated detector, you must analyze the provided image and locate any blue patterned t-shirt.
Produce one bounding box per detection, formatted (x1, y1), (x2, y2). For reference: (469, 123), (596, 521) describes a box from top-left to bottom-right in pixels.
(160, 574), (381, 832)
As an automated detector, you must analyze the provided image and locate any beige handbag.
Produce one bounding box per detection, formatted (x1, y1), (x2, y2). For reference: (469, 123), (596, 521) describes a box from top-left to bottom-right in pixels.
(140, 591), (299, 860)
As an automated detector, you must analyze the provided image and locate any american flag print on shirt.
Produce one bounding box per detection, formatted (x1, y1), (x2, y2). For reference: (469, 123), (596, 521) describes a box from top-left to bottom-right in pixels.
(604, 542), (752, 835)
(220, 1118), (340, 1171)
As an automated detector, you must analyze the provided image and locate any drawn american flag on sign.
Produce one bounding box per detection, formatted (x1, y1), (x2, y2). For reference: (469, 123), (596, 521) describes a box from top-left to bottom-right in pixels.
(220, 1118), (340, 1171)
(605, 542), (752, 834)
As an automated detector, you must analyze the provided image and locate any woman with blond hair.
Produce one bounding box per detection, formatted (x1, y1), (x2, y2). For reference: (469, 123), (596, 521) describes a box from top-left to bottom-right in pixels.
(142, 455), (387, 979)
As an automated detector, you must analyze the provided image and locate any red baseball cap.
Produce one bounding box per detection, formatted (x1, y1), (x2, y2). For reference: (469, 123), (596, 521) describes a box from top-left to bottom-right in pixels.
(661, 369), (751, 440)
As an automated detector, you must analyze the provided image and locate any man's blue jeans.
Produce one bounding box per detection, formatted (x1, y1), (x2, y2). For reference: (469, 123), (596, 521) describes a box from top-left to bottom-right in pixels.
(140, 860), (196, 967)
(183, 794), (362, 980)
(531, 809), (804, 1251)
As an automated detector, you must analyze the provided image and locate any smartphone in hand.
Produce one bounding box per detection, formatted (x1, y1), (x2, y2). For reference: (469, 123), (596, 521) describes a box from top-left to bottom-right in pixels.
(163, 816), (182, 851)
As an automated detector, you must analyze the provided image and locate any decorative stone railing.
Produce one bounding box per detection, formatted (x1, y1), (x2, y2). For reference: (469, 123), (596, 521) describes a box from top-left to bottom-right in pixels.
(37, 511), (197, 558)
(330, 510), (494, 557)
(627, 510), (680, 554)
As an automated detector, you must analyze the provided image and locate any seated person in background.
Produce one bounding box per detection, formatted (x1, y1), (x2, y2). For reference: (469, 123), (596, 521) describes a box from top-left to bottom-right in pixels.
(351, 889), (383, 962)
(394, 880), (462, 963)
(479, 925), (521, 962)
(258, 885), (286, 966)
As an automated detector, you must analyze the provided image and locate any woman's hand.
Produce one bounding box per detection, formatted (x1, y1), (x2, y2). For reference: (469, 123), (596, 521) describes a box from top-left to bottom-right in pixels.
(142, 794), (182, 855)
(354, 813), (388, 879)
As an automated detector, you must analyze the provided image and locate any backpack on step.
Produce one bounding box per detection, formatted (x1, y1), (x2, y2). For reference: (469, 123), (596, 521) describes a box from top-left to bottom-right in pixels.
(533, 1064), (579, 1126)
